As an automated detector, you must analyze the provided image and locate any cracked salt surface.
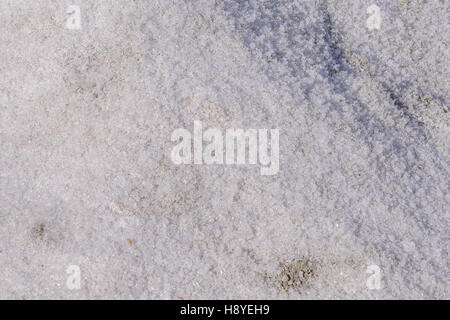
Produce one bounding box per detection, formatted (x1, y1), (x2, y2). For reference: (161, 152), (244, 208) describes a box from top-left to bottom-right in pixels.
(0, 0), (448, 299)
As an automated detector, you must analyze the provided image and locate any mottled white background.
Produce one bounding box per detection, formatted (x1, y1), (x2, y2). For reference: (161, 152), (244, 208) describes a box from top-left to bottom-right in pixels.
(0, 0), (448, 299)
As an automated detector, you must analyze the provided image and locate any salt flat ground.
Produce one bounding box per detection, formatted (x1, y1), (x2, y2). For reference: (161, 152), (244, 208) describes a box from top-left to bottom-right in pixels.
(0, 0), (448, 299)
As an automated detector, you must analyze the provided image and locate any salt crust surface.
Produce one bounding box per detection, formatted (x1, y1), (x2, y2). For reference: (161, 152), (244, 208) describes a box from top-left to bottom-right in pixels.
(0, 0), (448, 298)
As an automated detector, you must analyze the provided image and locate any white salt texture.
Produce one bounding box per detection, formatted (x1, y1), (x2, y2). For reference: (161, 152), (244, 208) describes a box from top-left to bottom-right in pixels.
(0, 0), (448, 299)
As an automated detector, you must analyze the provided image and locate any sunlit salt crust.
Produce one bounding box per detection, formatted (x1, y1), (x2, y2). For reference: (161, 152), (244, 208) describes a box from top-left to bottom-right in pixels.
(0, 0), (448, 299)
